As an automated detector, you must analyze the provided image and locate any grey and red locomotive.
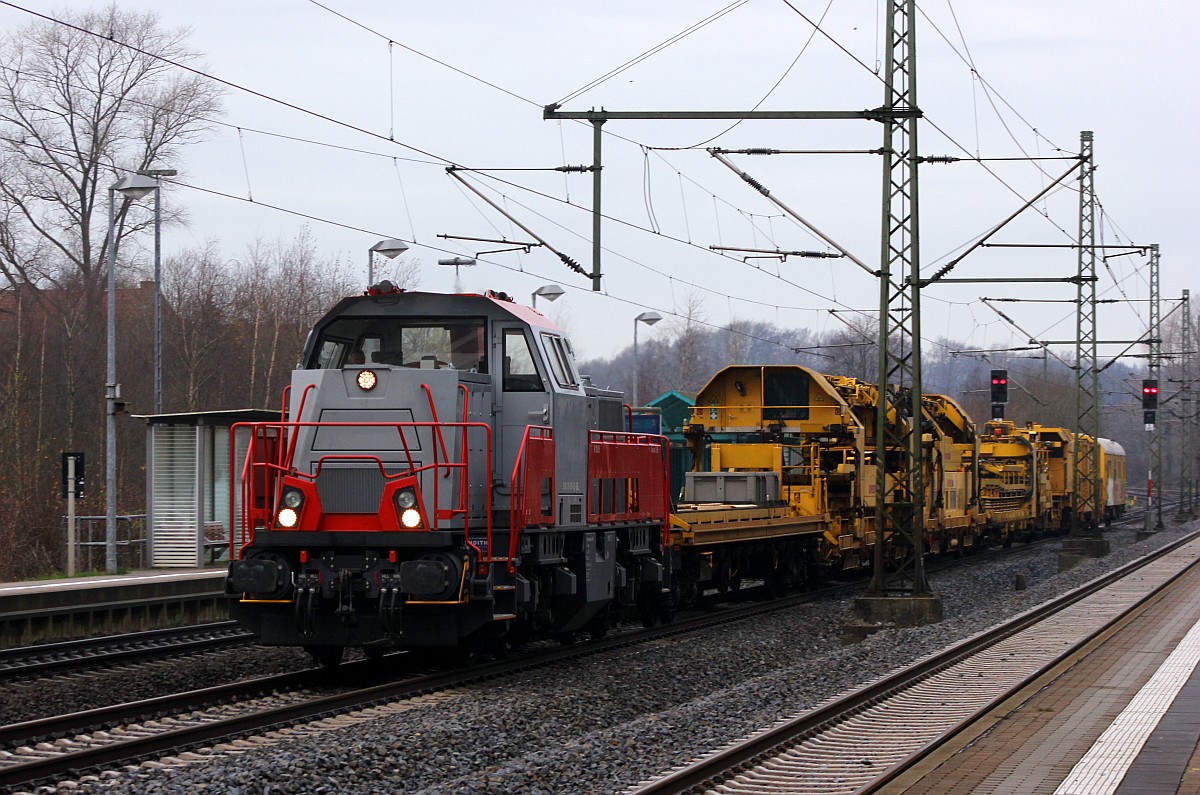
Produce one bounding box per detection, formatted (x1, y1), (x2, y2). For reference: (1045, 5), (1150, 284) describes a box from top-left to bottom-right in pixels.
(226, 284), (673, 663)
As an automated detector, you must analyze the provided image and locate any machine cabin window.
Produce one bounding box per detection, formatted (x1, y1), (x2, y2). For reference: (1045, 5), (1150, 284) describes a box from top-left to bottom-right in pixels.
(763, 370), (811, 421)
(503, 329), (544, 392)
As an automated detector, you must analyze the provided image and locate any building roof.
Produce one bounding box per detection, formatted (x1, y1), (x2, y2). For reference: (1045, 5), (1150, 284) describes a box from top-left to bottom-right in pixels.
(133, 408), (281, 426)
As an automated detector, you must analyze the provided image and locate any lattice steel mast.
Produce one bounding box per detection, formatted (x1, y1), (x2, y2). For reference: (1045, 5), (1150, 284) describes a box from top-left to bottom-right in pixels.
(869, 0), (929, 600)
(1072, 131), (1101, 536)
(1145, 244), (1164, 533)
(1176, 289), (1193, 520)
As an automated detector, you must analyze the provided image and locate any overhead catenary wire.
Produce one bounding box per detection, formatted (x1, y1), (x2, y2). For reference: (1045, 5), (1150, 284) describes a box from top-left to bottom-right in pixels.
(0, 0), (461, 167)
(0, 32), (852, 325)
(141, 170), (812, 356)
(652, 0), (836, 151)
(553, 0), (750, 107)
(2, 1), (1159, 366)
(2, 7), (871, 319)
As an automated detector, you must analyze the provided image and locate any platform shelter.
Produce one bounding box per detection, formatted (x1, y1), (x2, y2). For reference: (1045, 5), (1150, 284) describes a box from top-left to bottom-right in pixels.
(137, 409), (278, 568)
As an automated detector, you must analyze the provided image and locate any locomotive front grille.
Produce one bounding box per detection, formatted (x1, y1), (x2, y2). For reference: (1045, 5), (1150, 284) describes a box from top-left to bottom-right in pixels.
(316, 467), (386, 513)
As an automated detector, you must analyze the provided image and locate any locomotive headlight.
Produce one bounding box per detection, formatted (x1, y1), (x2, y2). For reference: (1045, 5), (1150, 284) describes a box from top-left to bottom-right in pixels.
(396, 489), (417, 510)
(401, 508), (422, 528)
(282, 489), (304, 509)
(277, 507), (299, 528)
(356, 369), (378, 391)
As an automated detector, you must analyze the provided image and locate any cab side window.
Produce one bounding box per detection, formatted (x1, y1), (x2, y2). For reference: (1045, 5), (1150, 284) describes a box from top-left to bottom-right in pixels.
(503, 329), (544, 392)
(541, 333), (580, 389)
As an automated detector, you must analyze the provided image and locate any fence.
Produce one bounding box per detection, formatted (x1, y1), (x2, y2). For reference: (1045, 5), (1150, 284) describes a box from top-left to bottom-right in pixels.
(61, 514), (148, 573)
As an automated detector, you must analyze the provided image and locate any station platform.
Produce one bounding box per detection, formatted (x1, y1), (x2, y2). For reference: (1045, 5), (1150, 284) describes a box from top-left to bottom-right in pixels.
(0, 569), (228, 647)
(881, 547), (1200, 795)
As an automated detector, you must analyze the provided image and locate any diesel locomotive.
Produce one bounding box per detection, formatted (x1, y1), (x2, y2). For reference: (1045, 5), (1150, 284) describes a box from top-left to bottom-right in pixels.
(226, 284), (673, 663)
(225, 285), (1126, 663)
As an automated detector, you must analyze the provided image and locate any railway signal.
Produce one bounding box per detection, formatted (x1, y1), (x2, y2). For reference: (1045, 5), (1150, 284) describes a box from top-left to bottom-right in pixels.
(1142, 379), (1159, 428)
(1141, 379), (1159, 410)
(990, 370), (1009, 403)
(990, 370), (1008, 420)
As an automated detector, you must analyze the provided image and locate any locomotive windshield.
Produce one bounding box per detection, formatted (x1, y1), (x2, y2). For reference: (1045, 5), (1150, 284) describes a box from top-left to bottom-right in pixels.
(311, 316), (488, 372)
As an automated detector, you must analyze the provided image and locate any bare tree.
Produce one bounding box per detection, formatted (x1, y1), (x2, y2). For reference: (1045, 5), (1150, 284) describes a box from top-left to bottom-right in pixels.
(819, 318), (879, 382)
(0, 6), (222, 577)
(723, 317), (752, 364)
(162, 241), (232, 411)
(0, 5), (222, 431)
(377, 255), (423, 292)
(231, 230), (357, 407)
(0, 5), (223, 293)
(671, 288), (708, 393)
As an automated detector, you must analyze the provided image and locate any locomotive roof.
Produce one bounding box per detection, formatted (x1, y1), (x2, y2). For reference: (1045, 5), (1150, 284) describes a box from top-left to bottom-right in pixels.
(305, 289), (564, 353)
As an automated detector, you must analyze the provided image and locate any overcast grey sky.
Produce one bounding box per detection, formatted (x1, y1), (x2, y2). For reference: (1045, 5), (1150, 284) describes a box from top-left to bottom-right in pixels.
(2, 1), (1193, 362)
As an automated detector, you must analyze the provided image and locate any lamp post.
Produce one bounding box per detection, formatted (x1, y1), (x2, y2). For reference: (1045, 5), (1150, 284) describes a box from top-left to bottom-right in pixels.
(105, 173), (157, 574)
(368, 239), (409, 286)
(139, 168), (176, 414)
(632, 311), (662, 407)
(532, 283), (565, 310)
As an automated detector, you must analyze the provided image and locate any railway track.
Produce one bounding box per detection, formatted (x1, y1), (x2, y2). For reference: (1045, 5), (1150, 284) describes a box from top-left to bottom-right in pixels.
(1, 520), (1181, 791)
(0, 592), (790, 791)
(626, 527), (1200, 795)
(0, 567), (937, 794)
(0, 621), (252, 679)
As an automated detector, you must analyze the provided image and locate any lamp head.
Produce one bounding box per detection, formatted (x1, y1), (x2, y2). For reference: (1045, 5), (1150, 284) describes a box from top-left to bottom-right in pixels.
(111, 174), (158, 201)
(533, 284), (565, 303)
(370, 239), (409, 259)
(635, 311), (663, 326)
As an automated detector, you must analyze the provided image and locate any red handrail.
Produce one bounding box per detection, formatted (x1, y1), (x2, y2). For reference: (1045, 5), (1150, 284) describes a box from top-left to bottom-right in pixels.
(457, 384), (471, 515)
(420, 383), (452, 479)
(281, 383), (317, 477)
(508, 425), (556, 570)
(232, 419), (493, 556)
(586, 430), (671, 548)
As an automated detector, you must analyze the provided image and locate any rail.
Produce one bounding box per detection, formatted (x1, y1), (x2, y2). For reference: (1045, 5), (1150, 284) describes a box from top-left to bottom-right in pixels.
(628, 529), (1200, 794)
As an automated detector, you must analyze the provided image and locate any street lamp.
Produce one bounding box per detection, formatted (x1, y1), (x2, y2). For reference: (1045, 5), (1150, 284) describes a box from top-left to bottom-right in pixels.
(139, 168), (176, 415)
(632, 310), (662, 407)
(368, 239), (409, 286)
(532, 283), (565, 310)
(105, 173), (157, 574)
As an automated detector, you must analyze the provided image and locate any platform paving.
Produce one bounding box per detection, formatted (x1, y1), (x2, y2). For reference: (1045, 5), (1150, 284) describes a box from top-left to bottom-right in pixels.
(882, 553), (1200, 795)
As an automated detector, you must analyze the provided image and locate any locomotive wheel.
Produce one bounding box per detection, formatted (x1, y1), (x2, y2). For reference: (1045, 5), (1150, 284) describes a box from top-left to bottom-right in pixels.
(658, 586), (676, 625)
(638, 583), (660, 628)
(307, 646), (344, 668)
(586, 605), (612, 640)
(638, 604), (659, 629)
